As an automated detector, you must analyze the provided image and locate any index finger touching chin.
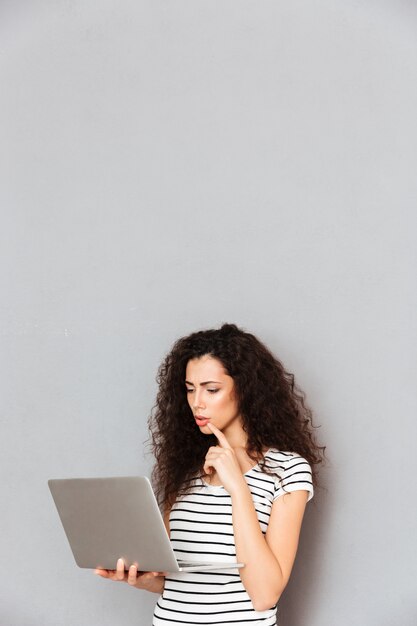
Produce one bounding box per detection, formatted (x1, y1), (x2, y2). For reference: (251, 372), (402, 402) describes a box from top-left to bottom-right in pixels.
(206, 422), (231, 448)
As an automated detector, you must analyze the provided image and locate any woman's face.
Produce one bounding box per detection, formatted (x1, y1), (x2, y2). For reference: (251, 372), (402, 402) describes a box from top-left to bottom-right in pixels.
(185, 355), (243, 441)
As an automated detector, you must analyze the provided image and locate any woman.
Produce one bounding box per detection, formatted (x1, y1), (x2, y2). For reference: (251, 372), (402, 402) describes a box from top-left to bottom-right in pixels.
(95, 323), (326, 625)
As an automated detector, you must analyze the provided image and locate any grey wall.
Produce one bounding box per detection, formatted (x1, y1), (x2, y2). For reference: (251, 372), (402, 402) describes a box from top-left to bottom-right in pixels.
(1, 1), (416, 625)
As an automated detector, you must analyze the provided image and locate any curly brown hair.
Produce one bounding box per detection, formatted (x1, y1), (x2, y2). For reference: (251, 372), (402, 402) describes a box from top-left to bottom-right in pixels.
(147, 323), (326, 508)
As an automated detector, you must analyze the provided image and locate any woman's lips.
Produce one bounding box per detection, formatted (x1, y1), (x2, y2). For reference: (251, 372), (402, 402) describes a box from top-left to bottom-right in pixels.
(195, 416), (210, 427)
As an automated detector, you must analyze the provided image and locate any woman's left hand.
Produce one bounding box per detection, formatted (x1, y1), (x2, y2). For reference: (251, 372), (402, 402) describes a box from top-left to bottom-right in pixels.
(203, 423), (248, 496)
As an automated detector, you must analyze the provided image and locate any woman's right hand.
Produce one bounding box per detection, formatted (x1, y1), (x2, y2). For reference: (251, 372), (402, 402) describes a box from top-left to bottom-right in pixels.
(95, 558), (166, 594)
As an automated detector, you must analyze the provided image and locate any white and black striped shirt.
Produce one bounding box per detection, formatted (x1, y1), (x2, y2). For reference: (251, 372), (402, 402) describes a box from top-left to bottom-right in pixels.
(152, 449), (314, 626)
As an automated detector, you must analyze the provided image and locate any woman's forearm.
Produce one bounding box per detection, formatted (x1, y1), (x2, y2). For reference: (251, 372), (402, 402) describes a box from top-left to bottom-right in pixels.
(231, 484), (284, 611)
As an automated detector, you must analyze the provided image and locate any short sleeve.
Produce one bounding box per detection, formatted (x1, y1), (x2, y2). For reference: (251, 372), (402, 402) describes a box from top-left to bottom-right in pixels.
(272, 452), (314, 502)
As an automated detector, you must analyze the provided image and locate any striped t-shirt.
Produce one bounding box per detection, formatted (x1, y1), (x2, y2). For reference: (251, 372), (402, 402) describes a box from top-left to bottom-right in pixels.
(152, 449), (314, 626)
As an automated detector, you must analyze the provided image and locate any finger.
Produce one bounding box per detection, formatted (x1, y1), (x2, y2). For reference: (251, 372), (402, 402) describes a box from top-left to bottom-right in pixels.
(203, 453), (218, 474)
(94, 568), (110, 577)
(203, 452), (219, 474)
(127, 564), (138, 585)
(207, 445), (221, 454)
(205, 448), (221, 459)
(116, 558), (126, 581)
(206, 422), (232, 449)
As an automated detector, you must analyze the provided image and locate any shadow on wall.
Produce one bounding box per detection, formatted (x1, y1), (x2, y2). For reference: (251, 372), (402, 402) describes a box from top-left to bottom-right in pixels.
(278, 482), (330, 625)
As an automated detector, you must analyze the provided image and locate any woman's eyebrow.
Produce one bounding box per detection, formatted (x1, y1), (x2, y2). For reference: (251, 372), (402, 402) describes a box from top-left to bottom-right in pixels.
(185, 380), (222, 386)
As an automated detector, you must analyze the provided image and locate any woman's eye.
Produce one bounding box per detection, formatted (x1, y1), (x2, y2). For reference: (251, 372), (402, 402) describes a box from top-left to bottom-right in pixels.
(185, 388), (219, 394)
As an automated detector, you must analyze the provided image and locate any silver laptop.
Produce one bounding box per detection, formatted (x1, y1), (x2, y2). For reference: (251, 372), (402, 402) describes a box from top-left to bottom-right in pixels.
(48, 475), (244, 573)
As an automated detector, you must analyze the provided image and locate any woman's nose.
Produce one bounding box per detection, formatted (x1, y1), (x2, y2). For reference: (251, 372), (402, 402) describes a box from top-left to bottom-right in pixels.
(193, 392), (205, 410)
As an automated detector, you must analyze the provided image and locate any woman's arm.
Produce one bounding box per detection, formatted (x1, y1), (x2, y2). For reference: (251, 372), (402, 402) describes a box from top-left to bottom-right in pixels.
(231, 485), (308, 611)
(203, 423), (309, 611)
